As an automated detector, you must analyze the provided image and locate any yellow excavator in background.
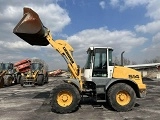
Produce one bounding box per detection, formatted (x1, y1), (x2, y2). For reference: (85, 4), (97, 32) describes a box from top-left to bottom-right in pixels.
(0, 64), (6, 88)
(0, 63), (15, 86)
(13, 7), (146, 114)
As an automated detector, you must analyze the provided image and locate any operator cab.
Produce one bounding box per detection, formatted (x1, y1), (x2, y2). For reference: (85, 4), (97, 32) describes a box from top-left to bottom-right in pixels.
(31, 63), (43, 71)
(84, 47), (114, 81)
(3, 63), (13, 70)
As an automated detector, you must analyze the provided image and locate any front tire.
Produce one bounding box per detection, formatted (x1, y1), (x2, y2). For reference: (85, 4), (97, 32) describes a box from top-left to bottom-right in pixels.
(4, 75), (13, 86)
(107, 83), (136, 112)
(37, 75), (44, 86)
(17, 75), (21, 84)
(50, 83), (80, 114)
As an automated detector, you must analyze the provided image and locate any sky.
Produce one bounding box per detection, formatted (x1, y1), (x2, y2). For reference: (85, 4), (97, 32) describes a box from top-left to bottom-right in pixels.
(0, 0), (160, 70)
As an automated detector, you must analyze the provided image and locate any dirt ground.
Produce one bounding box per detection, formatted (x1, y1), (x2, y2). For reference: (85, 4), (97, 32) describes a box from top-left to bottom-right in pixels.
(0, 77), (160, 120)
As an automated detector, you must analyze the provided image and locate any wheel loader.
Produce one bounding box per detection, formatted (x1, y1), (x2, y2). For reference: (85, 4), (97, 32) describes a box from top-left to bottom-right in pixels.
(0, 63), (15, 86)
(0, 71), (5, 88)
(0, 63), (6, 88)
(13, 7), (146, 113)
(14, 59), (48, 86)
(21, 62), (48, 86)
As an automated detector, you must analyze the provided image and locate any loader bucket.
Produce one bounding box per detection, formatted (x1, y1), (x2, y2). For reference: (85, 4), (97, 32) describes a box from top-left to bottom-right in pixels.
(13, 7), (49, 46)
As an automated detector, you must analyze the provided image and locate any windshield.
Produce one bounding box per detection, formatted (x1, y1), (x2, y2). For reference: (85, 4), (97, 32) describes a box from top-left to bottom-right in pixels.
(1, 63), (13, 70)
(0, 63), (3, 71)
(84, 50), (92, 69)
(31, 63), (42, 70)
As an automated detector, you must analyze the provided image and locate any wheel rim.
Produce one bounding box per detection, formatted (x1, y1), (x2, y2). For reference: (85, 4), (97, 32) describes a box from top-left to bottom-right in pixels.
(116, 90), (131, 106)
(57, 90), (73, 107)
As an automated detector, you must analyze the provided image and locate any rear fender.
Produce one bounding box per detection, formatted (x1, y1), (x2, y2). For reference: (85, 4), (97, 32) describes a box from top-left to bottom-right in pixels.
(105, 79), (141, 98)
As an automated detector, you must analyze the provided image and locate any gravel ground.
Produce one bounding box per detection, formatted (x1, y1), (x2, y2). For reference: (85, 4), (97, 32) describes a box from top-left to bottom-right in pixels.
(0, 77), (160, 120)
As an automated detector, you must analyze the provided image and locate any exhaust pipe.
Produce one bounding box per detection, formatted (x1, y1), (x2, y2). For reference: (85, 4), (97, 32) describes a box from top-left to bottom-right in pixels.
(121, 51), (125, 66)
(13, 7), (49, 46)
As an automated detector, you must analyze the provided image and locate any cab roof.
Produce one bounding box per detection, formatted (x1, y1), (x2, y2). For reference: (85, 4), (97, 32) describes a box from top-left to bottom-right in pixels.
(87, 47), (113, 51)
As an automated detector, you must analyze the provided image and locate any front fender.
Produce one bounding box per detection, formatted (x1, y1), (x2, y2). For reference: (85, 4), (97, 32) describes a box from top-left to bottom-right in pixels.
(64, 78), (81, 91)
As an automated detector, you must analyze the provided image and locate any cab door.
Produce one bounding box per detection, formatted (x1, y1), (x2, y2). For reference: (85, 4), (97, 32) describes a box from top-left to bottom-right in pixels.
(92, 48), (107, 77)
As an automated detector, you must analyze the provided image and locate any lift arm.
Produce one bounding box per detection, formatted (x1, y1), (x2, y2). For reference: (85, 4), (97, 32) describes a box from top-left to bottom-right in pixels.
(46, 32), (82, 82)
(0, 71), (6, 77)
(44, 32), (83, 90)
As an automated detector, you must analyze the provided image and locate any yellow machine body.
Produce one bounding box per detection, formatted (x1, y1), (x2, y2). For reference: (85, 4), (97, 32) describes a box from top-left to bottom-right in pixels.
(113, 66), (146, 90)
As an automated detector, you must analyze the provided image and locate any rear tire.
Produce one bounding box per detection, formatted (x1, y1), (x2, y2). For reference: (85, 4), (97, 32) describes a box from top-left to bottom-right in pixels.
(50, 83), (80, 114)
(44, 73), (48, 83)
(107, 83), (136, 112)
